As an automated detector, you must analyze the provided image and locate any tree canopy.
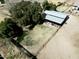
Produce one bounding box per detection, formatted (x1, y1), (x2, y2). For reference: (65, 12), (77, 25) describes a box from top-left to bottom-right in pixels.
(0, 0), (5, 4)
(42, 0), (57, 11)
(0, 18), (23, 38)
(9, 1), (43, 27)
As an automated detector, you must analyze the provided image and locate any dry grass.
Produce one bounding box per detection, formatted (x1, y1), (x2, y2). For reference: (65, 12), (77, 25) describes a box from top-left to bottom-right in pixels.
(21, 24), (58, 54)
(0, 38), (28, 59)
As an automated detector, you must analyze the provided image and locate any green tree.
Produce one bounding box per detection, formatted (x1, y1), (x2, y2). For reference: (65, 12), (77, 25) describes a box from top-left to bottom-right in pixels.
(0, 0), (5, 4)
(9, 1), (43, 28)
(42, 0), (57, 11)
(0, 18), (23, 38)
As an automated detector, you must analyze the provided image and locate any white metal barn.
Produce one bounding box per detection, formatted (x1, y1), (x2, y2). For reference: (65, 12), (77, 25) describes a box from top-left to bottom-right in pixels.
(44, 10), (69, 26)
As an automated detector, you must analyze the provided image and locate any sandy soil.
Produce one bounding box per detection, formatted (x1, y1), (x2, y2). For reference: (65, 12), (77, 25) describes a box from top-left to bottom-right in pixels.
(21, 24), (58, 55)
(0, 7), (10, 22)
(49, 0), (79, 6)
(37, 15), (79, 59)
(0, 13), (6, 22)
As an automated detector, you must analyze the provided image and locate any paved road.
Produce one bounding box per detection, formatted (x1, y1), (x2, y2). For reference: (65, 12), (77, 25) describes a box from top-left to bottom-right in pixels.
(37, 15), (79, 59)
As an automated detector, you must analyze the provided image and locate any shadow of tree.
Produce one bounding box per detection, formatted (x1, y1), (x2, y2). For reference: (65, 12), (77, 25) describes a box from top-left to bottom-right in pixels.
(17, 32), (27, 43)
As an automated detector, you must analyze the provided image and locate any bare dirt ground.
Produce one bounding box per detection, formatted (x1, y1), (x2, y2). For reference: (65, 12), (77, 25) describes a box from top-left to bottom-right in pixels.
(21, 24), (58, 55)
(37, 15), (79, 59)
(0, 6), (10, 22)
(48, 0), (77, 4)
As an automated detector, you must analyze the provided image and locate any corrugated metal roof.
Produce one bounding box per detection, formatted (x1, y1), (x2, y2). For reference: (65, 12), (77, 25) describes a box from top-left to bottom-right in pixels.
(45, 15), (64, 24)
(44, 10), (67, 19)
(44, 10), (68, 24)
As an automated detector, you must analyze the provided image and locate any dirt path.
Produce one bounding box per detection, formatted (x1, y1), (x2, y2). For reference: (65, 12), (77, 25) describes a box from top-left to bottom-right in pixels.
(37, 15), (79, 59)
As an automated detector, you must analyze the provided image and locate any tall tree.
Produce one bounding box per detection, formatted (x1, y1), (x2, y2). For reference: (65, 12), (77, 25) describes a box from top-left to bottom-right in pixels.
(9, 1), (43, 28)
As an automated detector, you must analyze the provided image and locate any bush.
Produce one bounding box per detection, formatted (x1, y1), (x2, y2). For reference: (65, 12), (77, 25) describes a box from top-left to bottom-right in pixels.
(42, 0), (57, 11)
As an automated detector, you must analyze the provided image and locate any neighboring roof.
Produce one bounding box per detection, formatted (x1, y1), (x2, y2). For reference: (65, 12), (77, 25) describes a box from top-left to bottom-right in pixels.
(44, 10), (69, 25)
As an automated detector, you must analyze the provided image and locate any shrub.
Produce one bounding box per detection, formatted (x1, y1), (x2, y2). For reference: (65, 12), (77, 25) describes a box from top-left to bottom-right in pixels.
(42, 0), (57, 11)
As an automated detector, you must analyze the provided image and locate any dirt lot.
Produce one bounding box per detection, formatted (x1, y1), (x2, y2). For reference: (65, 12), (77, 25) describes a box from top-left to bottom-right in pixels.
(21, 24), (58, 55)
(37, 15), (79, 59)
(48, 0), (76, 4)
